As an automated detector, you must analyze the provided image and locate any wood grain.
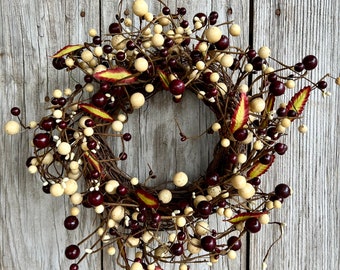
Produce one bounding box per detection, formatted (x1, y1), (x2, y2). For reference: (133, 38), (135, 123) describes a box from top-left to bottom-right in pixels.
(0, 0), (339, 270)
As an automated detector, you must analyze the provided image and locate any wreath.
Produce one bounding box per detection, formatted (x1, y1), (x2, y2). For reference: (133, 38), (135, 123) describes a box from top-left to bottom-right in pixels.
(4, 0), (338, 270)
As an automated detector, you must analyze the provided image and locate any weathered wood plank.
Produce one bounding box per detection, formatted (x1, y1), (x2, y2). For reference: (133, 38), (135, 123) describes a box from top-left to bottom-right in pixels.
(0, 1), (100, 269)
(251, 1), (340, 269)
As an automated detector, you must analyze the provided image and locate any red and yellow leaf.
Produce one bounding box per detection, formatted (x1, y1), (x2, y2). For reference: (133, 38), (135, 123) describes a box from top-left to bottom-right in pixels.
(136, 189), (159, 209)
(230, 93), (249, 133)
(227, 211), (268, 224)
(247, 155), (275, 179)
(158, 68), (169, 90)
(286, 86), (311, 115)
(52, 44), (84, 58)
(93, 67), (137, 84)
(84, 151), (103, 174)
(79, 103), (114, 122)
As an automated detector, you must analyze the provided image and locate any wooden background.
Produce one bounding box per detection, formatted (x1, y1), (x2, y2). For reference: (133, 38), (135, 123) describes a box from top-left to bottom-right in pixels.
(1, 0), (339, 269)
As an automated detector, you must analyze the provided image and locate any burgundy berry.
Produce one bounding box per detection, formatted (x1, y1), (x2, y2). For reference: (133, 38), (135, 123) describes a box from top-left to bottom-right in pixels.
(87, 191), (104, 206)
(117, 185), (128, 196)
(52, 57), (66, 70)
(178, 7), (186, 15)
(162, 6), (170, 15)
(10, 107), (21, 116)
(33, 133), (51, 149)
(116, 51), (126, 61)
(64, 216), (79, 230)
(302, 55), (318, 70)
(276, 107), (287, 117)
(103, 44), (113, 53)
(177, 231), (186, 241)
(58, 97), (67, 107)
(287, 110), (298, 118)
(206, 172), (220, 186)
(197, 201), (212, 216)
(180, 20), (189, 28)
(317, 80), (328, 89)
(164, 37), (174, 48)
(233, 128), (248, 141)
(93, 36), (101, 45)
(181, 38), (190, 47)
(201, 235), (216, 252)
(137, 213), (146, 223)
(90, 170), (100, 179)
(267, 73), (278, 82)
(40, 117), (56, 131)
(275, 183), (291, 198)
(85, 119), (95, 127)
(69, 264), (79, 270)
(65, 245), (80, 260)
(171, 243), (184, 256)
(87, 140), (97, 150)
(294, 62), (304, 72)
(269, 81), (285, 96)
(259, 154), (274, 165)
(51, 98), (59, 105)
(251, 56), (264, 71)
(245, 218), (261, 233)
(249, 177), (261, 186)
(152, 213), (161, 223)
(274, 143), (288, 155)
(218, 200), (227, 207)
(109, 22), (122, 33)
(169, 79), (185, 95)
(247, 49), (256, 59)
(227, 153), (238, 164)
(215, 35), (229, 50)
(92, 92), (108, 107)
(119, 152), (127, 160)
(227, 236), (242, 251)
(42, 184), (51, 194)
(58, 121), (68, 129)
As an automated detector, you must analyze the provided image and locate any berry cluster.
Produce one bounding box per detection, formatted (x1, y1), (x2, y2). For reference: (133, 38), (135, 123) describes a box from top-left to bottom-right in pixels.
(4, 0), (338, 269)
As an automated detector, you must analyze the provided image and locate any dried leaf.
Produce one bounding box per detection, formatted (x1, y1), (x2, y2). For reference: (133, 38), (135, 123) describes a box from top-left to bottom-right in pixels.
(52, 44), (84, 58)
(84, 151), (102, 174)
(247, 155), (275, 179)
(93, 67), (137, 84)
(227, 211), (268, 224)
(79, 103), (114, 122)
(230, 93), (249, 133)
(286, 86), (311, 116)
(136, 189), (159, 209)
(158, 68), (169, 90)
(260, 94), (275, 129)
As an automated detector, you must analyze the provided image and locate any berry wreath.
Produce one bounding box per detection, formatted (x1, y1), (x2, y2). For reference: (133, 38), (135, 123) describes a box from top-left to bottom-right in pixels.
(4, 0), (339, 270)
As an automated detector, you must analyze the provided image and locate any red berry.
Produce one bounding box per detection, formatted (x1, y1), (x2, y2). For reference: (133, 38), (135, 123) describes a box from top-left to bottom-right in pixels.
(317, 80), (327, 89)
(269, 81), (285, 96)
(247, 49), (256, 59)
(245, 218), (261, 233)
(162, 6), (170, 15)
(93, 36), (101, 45)
(64, 216), (79, 230)
(10, 107), (21, 116)
(180, 20), (189, 28)
(276, 107), (287, 117)
(109, 22), (121, 33)
(92, 92), (107, 107)
(177, 231), (186, 241)
(33, 133), (51, 149)
(65, 245), (80, 259)
(251, 56), (264, 71)
(294, 62), (304, 72)
(85, 119), (95, 127)
(152, 213), (161, 223)
(178, 7), (186, 15)
(170, 243), (184, 256)
(119, 152), (128, 160)
(197, 201), (212, 216)
(259, 154), (274, 165)
(275, 183), (291, 198)
(123, 133), (132, 141)
(201, 235), (216, 252)
(274, 143), (288, 155)
(117, 185), (128, 196)
(40, 117), (56, 131)
(215, 35), (229, 50)
(249, 177), (261, 186)
(69, 264), (79, 270)
(302, 55), (318, 70)
(87, 191), (104, 206)
(169, 79), (185, 95)
(233, 128), (248, 141)
(103, 44), (113, 53)
(227, 236), (242, 251)
(206, 172), (220, 186)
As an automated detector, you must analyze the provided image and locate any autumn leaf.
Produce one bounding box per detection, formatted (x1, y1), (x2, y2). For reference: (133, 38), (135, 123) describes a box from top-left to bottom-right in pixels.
(227, 211), (268, 224)
(93, 67), (137, 84)
(230, 93), (249, 133)
(136, 189), (159, 209)
(84, 151), (102, 174)
(52, 44), (84, 58)
(286, 86), (311, 116)
(79, 103), (114, 122)
(158, 68), (169, 90)
(247, 155), (275, 179)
